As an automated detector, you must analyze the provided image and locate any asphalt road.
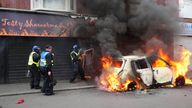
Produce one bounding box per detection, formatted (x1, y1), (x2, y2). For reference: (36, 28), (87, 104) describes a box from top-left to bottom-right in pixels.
(1, 86), (192, 108)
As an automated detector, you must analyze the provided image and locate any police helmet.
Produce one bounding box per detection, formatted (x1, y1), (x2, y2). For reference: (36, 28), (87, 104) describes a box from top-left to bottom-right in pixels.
(32, 45), (39, 53)
(73, 44), (78, 49)
(46, 45), (53, 49)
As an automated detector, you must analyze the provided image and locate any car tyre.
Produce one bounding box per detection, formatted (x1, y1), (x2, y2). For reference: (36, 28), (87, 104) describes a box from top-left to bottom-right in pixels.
(175, 75), (185, 87)
(127, 81), (137, 91)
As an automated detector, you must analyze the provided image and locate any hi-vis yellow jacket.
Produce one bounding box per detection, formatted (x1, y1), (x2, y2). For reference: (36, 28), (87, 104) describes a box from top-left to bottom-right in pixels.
(28, 52), (39, 67)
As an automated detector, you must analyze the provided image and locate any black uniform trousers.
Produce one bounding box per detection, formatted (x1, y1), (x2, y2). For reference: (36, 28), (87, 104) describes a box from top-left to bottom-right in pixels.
(29, 64), (41, 88)
(70, 62), (85, 82)
(40, 67), (54, 95)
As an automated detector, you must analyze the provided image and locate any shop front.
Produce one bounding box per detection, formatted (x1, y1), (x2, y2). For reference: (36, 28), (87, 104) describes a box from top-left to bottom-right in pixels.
(0, 9), (81, 83)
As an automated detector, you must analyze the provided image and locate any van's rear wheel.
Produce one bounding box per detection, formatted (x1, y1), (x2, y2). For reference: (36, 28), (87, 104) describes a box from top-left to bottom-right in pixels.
(127, 81), (137, 91)
(175, 75), (185, 87)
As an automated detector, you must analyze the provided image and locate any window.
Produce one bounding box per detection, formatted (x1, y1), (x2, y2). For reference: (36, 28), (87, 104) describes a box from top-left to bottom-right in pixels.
(43, 0), (66, 10)
(31, 0), (76, 12)
(135, 59), (148, 69)
(31, 0), (43, 9)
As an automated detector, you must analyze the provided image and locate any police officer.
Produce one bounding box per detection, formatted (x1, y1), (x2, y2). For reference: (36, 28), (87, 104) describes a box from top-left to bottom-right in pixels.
(28, 46), (41, 89)
(40, 45), (54, 96)
(70, 44), (86, 83)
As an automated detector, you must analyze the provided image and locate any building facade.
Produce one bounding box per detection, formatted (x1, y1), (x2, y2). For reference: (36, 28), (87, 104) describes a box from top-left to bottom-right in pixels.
(0, 0), (91, 83)
(175, 0), (192, 51)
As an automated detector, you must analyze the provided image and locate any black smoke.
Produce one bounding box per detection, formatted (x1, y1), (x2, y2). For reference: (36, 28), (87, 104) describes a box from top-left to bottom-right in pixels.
(74, 0), (179, 57)
(128, 0), (178, 42)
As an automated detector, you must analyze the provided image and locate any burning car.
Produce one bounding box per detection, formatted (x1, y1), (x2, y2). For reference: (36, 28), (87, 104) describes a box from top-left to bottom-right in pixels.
(99, 48), (192, 92)
(113, 55), (184, 90)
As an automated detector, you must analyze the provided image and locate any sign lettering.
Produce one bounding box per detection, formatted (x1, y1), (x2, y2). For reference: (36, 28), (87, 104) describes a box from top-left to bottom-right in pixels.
(0, 10), (77, 37)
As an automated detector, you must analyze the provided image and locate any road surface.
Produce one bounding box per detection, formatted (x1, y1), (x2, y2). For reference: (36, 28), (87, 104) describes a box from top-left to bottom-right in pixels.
(1, 86), (192, 108)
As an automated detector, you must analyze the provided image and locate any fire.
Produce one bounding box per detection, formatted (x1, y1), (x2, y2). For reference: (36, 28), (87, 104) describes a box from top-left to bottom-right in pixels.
(152, 49), (170, 67)
(101, 56), (112, 69)
(99, 46), (192, 92)
(98, 56), (134, 92)
(152, 47), (192, 85)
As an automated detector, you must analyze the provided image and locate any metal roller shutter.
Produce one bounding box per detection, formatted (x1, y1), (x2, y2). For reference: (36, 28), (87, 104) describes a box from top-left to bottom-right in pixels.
(7, 37), (77, 83)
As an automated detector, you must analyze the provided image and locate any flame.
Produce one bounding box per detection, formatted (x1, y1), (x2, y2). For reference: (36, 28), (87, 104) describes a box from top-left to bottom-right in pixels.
(101, 56), (113, 69)
(152, 49), (170, 67)
(98, 56), (135, 92)
(152, 48), (192, 85)
(113, 60), (123, 68)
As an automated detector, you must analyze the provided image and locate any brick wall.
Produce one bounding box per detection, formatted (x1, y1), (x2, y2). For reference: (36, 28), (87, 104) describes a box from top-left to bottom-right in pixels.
(0, 0), (30, 10)
(76, 0), (89, 14)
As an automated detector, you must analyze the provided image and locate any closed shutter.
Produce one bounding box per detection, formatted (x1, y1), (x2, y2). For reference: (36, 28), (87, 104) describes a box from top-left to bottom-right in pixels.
(7, 37), (77, 83)
(0, 38), (7, 83)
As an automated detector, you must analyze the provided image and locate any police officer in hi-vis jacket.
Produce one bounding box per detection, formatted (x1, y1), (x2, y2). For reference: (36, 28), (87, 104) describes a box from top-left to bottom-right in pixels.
(40, 45), (54, 96)
(28, 46), (41, 89)
(70, 44), (86, 83)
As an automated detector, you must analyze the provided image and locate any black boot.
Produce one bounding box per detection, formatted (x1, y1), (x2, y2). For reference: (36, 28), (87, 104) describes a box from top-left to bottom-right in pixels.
(30, 85), (34, 89)
(35, 86), (42, 89)
(69, 79), (75, 83)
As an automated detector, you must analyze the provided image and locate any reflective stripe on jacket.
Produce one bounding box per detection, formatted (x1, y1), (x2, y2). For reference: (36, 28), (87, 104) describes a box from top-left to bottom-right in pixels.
(70, 50), (80, 61)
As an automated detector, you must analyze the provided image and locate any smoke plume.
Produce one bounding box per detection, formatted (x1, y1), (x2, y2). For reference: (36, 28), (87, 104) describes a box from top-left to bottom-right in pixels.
(76, 0), (179, 57)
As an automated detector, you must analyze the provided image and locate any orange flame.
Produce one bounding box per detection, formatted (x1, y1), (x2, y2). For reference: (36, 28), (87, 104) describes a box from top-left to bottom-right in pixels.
(152, 49), (170, 67)
(152, 48), (192, 85)
(99, 56), (135, 92)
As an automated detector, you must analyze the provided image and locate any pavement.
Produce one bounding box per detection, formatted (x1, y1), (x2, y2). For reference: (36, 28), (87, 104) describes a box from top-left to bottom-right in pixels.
(0, 80), (96, 97)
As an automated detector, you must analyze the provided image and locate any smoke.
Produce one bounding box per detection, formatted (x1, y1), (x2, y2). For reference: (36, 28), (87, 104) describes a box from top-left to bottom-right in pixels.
(97, 28), (122, 57)
(84, 0), (127, 20)
(76, 0), (128, 57)
(75, 0), (179, 57)
(95, 14), (127, 57)
(128, 0), (178, 57)
(128, 0), (178, 41)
